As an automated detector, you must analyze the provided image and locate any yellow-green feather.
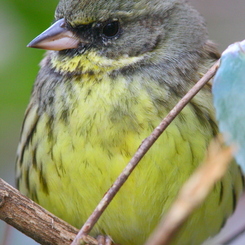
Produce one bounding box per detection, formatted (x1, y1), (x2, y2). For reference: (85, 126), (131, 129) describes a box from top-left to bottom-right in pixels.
(16, 52), (243, 245)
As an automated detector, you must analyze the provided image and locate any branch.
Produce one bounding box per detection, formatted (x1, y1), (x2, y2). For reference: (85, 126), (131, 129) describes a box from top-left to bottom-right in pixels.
(144, 136), (234, 245)
(71, 61), (220, 244)
(0, 178), (88, 245)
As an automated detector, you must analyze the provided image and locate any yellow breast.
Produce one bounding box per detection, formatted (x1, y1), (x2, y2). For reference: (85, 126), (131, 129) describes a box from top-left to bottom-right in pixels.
(16, 54), (243, 245)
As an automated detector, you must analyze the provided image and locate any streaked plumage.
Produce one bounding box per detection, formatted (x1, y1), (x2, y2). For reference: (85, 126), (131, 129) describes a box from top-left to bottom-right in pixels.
(16, 0), (244, 244)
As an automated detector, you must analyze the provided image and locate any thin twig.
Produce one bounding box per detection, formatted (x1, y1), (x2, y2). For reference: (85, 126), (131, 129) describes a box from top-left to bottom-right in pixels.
(222, 226), (245, 245)
(144, 136), (234, 245)
(205, 191), (245, 245)
(71, 61), (220, 245)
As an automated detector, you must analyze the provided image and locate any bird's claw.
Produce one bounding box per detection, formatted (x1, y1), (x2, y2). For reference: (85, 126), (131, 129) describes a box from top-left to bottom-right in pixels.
(79, 235), (118, 245)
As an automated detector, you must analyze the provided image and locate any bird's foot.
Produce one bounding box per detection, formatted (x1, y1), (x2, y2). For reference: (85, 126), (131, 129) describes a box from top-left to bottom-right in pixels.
(96, 235), (118, 245)
(80, 235), (118, 245)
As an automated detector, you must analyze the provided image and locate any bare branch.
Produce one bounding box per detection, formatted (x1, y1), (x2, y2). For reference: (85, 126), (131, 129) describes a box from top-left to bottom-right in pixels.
(71, 61), (220, 245)
(144, 136), (234, 245)
(0, 178), (80, 245)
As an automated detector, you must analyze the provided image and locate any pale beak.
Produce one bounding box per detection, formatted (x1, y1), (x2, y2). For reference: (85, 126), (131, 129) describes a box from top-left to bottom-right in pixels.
(27, 18), (80, 51)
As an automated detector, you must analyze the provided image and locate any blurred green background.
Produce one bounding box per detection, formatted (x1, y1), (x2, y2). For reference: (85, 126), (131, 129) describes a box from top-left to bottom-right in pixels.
(0, 0), (245, 244)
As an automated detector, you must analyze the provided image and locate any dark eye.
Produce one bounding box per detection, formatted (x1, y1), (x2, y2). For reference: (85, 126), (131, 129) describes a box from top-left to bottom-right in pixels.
(102, 21), (120, 38)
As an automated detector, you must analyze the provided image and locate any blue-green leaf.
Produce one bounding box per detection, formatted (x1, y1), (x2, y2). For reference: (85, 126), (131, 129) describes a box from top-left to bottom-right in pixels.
(212, 40), (245, 172)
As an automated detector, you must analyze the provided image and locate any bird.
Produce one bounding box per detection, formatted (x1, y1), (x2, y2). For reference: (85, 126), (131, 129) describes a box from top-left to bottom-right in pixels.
(15, 0), (244, 244)
(213, 40), (245, 173)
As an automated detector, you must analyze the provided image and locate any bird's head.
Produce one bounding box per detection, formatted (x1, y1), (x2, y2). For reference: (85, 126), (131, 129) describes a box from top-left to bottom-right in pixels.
(28, 0), (208, 75)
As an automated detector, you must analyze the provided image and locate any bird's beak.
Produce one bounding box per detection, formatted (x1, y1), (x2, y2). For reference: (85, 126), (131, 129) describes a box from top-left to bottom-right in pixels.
(27, 18), (80, 51)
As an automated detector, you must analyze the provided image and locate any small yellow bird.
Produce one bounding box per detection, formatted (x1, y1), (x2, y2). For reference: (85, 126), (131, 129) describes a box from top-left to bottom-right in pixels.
(16, 0), (244, 244)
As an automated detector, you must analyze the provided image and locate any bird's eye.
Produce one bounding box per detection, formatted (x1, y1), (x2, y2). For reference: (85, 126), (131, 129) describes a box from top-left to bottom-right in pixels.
(102, 21), (120, 38)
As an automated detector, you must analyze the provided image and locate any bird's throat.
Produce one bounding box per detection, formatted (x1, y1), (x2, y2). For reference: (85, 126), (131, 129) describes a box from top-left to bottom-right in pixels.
(49, 50), (145, 75)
